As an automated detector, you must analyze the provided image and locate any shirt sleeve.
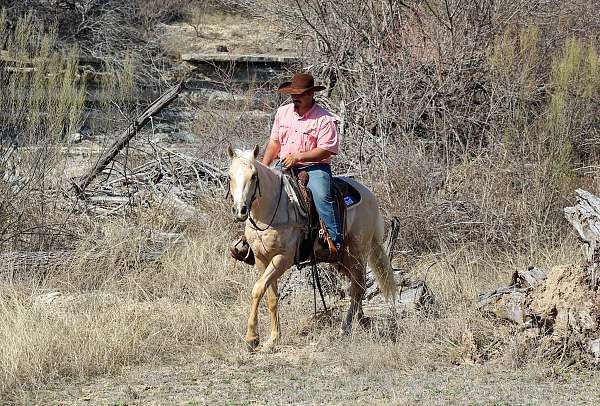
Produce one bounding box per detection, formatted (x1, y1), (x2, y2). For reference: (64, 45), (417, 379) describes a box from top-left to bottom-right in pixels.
(269, 110), (280, 142)
(316, 118), (339, 154)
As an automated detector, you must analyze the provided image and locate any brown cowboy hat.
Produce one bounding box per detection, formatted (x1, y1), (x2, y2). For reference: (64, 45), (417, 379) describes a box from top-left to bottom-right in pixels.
(277, 73), (326, 95)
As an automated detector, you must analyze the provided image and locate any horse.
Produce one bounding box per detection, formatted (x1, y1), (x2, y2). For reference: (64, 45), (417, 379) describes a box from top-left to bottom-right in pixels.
(227, 145), (397, 352)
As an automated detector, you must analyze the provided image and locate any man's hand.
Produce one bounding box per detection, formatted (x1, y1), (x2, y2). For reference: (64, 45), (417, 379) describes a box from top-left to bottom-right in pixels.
(281, 152), (302, 168)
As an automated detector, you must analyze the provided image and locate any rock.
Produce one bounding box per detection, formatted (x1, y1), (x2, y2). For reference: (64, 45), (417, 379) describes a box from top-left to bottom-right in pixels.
(150, 132), (171, 144)
(216, 45), (229, 52)
(154, 123), (178, 134)
(590, 338), (600, 358)
(68, 124), (93, 144)
(478, 287), (529, 325)
(511, 266), (547, 289)
(35, 291), (66, 305)
(68, 132), (85, 144)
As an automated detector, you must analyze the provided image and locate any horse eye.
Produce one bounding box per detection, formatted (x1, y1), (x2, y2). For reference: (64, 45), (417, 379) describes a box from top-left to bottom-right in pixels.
(251, 174), (257, 180)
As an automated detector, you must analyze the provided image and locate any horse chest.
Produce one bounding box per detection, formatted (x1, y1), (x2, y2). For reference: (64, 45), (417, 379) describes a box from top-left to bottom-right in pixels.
(245, 227), (299, 257)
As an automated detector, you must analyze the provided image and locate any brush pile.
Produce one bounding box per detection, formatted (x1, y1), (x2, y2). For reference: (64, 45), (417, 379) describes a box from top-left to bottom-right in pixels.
(479, 189), (600, 360)
(73, 147), (225, 221)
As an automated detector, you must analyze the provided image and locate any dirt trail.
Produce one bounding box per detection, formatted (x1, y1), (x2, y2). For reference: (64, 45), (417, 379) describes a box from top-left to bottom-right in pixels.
(16, 344), (600, 405)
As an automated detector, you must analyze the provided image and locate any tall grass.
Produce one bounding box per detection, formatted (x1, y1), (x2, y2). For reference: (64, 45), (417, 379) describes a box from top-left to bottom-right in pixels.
(0, 11), (85, 145)
(0, 218), (253, 397)
(0, 211), (582, 399)
(0, 11), (86, 250)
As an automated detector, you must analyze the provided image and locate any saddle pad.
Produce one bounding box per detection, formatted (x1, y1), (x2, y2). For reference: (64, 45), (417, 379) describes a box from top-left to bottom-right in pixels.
(333, 177), (361, 207)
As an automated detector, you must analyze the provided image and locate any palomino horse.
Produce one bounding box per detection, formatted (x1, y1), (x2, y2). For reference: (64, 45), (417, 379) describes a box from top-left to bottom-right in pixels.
(227, 145), (397, 352)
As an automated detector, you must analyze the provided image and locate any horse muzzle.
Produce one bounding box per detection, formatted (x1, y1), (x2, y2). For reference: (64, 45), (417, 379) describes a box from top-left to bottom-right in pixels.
(232, 204), (249, 222)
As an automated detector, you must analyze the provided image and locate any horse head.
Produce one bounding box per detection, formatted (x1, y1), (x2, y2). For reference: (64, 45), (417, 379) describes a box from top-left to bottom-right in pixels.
(226, 145), (260, 222)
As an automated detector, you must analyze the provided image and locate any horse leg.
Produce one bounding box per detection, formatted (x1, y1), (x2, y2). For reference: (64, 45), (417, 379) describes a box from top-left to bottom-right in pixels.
(244, 258), (267, 350)
(260, 281), (280, 353)
(245, 254), (291, 351)
(341, 255), (366, 335)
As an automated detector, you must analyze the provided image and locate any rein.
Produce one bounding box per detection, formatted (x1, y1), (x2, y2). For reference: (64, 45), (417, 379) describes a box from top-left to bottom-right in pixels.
(310, 251), (329, 315)
(248, 171), (284, 232)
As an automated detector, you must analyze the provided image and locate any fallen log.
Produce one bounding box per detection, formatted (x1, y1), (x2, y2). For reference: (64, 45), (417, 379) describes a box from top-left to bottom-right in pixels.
(0, 230), (184, 280)
(478, 286), (529, 325)
(365, 278), (433, 316)
(73, 80), (185, 196)
(510, 266), (548, 289)
(0, 249), (164, 280)
(477, 266), (548, 326)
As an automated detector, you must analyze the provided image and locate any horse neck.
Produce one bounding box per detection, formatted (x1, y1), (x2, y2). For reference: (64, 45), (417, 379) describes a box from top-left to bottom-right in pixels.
(249, 161), (284, 223)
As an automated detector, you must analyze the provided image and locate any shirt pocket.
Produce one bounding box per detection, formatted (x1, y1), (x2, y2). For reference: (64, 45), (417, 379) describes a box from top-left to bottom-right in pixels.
(278, 125), (291, 145)
(300, 127), (318, 152)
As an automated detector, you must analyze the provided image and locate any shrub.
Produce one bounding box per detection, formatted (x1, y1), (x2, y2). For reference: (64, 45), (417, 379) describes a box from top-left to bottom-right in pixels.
(0, 11), (85, 249)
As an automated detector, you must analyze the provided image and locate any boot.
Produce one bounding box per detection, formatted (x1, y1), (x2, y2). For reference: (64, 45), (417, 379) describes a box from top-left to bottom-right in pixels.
(315, 237), (344, 264)
(315, 219), (344, 263)
(229, 235), (255, 265)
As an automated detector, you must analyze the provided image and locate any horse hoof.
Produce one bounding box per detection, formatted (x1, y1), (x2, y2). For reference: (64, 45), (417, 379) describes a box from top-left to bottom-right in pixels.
(245, 337), (260, 352)
(259, 339), (278, 353)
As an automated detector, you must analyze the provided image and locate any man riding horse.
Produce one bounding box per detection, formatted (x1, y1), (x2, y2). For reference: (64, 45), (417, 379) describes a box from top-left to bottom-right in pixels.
(231, 72), (344, 263)
(226, 74), (397, 349)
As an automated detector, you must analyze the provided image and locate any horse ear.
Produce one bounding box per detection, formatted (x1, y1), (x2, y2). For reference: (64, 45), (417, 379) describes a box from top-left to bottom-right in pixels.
(227, 145), (234, 158)
(253, 144), (260, 159)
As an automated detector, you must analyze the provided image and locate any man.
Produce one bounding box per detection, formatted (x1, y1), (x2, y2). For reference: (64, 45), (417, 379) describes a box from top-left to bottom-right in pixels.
(230, 72), (344, 263)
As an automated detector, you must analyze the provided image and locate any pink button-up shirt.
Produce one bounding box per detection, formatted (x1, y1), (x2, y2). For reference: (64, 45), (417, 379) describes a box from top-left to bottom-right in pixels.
(270, 102), (339, 165)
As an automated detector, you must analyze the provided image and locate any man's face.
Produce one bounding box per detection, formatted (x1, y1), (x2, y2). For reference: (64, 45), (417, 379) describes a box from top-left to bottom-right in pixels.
(291, 90), (314, 111)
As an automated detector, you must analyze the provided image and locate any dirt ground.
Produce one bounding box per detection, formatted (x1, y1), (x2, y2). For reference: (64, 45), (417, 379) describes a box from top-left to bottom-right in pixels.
(159, 11), (300, 57)
(17, 343), (600, 405)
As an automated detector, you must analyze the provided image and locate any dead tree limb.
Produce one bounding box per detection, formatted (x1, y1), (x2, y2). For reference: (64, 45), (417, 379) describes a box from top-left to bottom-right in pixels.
(564, 188), (600, 289)
(564, 189), (600, 263)
(73, 80), (185, 196)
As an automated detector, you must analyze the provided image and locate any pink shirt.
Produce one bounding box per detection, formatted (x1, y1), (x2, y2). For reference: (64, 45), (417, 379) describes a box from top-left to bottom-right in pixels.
(270, 102), (339, 165)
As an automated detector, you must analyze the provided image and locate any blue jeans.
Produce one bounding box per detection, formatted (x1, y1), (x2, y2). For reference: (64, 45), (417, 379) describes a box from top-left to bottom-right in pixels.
(275, 162), (344, 250)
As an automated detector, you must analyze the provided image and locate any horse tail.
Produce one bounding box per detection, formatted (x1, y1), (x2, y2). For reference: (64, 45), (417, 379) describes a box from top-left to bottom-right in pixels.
(368, 214), (398, 300)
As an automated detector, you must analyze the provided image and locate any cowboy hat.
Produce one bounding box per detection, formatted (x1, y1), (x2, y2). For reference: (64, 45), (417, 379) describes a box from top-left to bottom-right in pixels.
(277, 73), (326, 95)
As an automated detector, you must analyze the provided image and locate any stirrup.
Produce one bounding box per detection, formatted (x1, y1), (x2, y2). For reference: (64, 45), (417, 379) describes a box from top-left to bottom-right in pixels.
(229, 236), (255, 265)
(316, 244), (344, 264)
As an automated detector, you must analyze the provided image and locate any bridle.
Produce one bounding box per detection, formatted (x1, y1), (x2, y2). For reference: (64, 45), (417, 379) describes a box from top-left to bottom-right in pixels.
(226, 163), (284, 232)
(248, 173), (284, 231)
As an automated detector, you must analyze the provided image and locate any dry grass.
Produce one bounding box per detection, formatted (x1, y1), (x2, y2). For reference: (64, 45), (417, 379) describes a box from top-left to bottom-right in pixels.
(159, 8), (299, 56)
(0, 213), (252, 397)
(0, 200), (586, 401)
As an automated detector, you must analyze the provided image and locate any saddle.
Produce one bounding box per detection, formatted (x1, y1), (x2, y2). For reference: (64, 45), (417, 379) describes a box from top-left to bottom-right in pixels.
(289, 169), (361, 265)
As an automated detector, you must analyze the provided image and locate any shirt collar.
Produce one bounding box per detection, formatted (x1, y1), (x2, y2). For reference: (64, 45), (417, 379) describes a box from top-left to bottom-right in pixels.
(293, 102), (317, 119)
